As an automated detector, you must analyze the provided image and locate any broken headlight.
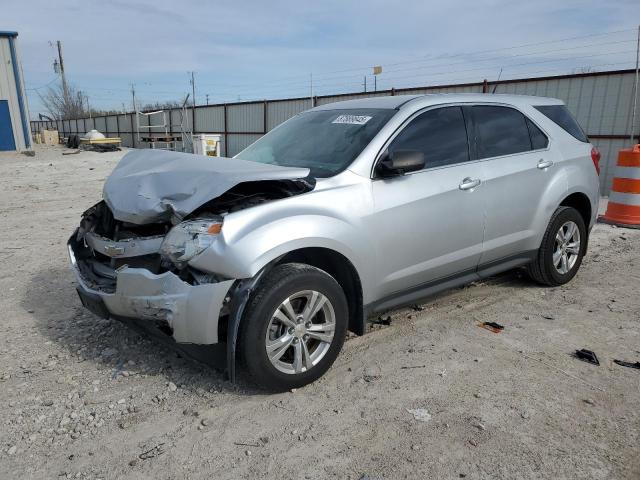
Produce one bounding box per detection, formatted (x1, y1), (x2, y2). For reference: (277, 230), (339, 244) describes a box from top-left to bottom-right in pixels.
(159, 218), (222, 267)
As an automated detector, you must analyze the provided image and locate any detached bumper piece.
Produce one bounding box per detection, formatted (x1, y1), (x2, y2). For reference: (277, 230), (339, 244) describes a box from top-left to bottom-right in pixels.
(68, 231), (234, 345)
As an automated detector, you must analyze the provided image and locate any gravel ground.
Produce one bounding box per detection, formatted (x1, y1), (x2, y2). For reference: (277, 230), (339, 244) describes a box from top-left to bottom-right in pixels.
(0, 145), (639, 480)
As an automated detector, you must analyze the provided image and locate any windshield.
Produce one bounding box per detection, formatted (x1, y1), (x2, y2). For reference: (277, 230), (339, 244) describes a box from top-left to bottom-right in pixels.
(236, 108), (396, 177)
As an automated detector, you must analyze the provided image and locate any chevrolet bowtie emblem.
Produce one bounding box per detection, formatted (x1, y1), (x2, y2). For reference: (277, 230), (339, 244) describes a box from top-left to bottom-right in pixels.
(104, 244), (125, 256)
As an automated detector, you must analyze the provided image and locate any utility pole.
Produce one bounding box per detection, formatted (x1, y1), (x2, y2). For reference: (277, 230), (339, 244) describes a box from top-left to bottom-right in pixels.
(310, 73), (314, 108)
(130, 83), (137, 112)
(206, 93), (209, 105)
(363, 76), (367, 93)
(189, 71), (196, 106)
(630, 24), (640, 144)
(56, 41), (69, 104)
(189, 71), (196, 133)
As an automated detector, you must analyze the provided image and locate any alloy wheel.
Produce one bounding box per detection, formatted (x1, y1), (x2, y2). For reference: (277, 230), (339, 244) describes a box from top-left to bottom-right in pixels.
(553, 220), (581, 275)
(265, 290), (336, 374)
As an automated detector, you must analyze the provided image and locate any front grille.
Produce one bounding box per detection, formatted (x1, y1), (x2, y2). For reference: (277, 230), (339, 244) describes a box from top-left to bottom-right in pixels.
(73, 202), (173, 291)
(82, 201), (170, 241)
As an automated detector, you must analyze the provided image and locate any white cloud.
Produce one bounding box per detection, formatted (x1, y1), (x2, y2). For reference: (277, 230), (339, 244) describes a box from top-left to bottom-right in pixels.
(2, 0), (637, 112)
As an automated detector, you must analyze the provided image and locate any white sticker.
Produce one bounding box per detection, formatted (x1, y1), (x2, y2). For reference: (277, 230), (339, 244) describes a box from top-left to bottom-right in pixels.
(332, 114), (372, 125)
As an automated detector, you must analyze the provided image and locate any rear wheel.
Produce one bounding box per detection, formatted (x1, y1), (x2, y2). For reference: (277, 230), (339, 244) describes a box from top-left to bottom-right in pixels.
(239, 263), (348, 391)
(527, 206), (586, 286)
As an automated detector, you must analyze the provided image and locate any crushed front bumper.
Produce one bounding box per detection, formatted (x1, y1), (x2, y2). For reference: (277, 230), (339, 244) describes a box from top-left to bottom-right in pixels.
(68, 235), (234, 345)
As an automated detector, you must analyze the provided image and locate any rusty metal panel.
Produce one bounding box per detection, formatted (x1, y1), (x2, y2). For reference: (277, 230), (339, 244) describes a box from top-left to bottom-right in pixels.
(227, 103), (264, 132)
(267, 99), (309, 130)
(169, 108), (191, 131)
(316, 92), (386, 106)
(106, 115), (118, 133)
(611, 74), (635, 135)
(95, 117), (108, 133)
(117, 114), (131, 132)
(119, 133), (134, 148)
(226, 133), (262, 156)
(592, 137), (627, 194)
(195, 106), (225, 132)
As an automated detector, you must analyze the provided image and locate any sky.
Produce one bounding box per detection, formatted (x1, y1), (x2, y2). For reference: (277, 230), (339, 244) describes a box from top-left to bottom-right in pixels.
(2, 0), (638, 118)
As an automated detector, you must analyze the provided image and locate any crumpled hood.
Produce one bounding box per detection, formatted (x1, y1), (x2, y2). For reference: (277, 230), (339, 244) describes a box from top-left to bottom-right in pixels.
(103, 149), (310, 224)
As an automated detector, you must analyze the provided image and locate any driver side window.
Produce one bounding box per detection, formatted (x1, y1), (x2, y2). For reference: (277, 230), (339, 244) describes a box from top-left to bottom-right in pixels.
(388, 106), (470, 169)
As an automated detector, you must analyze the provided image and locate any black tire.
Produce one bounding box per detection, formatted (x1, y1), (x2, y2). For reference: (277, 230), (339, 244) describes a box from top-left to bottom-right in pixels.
(527, 206), (587, 286)
(239, 263), (348, 391)
(66, 134), (79, 149)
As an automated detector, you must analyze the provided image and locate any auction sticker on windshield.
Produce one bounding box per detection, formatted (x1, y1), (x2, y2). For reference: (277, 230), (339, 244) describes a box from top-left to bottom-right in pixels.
(332, 114), (372, 125)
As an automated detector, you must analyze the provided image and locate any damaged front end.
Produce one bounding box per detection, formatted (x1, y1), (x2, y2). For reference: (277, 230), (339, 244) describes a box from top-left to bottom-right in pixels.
(68, 150), (315, 349)
(68, 201), (235, 344)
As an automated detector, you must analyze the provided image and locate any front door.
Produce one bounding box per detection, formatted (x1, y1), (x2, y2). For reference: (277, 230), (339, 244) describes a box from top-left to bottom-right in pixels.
(0, 100), (16, 151)
(367, 106), (486, 300)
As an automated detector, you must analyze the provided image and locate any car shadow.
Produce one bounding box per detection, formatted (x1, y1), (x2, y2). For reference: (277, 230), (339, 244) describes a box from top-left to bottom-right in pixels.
(21, 266), (265, 396)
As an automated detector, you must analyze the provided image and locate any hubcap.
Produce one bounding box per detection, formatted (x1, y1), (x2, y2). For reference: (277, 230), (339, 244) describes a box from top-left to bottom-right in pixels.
(265, 290), (336, 375)
(553, 221), (581, 275)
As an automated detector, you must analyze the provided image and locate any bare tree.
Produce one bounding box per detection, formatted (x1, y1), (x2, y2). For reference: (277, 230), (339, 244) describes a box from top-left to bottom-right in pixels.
(38, 83), (86, 120)
(140, 100), (183, 111)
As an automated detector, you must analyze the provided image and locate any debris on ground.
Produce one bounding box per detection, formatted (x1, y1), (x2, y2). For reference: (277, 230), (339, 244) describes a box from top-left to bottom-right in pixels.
(478, 321), (504, 333)
(574, 349), (600, 366)
(81, 143), (121, 153)
(407, 408), (432, 422)
(613, 359), (640, 370)
(138, 443), (166, 460)
(371, 316), (392, 326)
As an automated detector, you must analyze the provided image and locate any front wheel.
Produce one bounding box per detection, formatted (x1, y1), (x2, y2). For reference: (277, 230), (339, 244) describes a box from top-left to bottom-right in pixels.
(527, 206), (587, 286)
(239, 263), (348, 391)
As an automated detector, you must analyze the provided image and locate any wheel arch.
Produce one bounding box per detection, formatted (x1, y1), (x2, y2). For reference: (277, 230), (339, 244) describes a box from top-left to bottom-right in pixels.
(221, 246), (366, 383)
(559, 191), (592, 230)
(274, 247), (365, 336)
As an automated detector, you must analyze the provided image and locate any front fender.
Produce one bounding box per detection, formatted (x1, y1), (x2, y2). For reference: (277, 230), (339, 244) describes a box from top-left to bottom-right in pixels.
(188, 214), (374, 302)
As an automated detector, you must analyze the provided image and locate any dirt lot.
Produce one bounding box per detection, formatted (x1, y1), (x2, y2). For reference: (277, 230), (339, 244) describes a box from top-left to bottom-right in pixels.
(0, 145), (639, 480)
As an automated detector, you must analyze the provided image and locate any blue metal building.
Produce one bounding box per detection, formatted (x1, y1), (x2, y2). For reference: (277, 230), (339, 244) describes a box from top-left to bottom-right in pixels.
(0, 31), (31, 151)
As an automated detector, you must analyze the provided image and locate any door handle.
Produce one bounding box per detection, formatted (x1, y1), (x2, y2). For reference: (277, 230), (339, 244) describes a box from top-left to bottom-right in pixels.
(537, 159), (554, 169)
(459, 177), (481, 191)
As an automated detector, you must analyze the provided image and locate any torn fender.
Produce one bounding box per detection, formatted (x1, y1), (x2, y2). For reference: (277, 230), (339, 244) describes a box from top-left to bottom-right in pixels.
(103, 149), (311, 225)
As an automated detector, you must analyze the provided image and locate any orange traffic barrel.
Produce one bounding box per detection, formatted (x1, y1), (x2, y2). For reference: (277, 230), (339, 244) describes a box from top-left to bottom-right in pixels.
(601, 144), (640, 228)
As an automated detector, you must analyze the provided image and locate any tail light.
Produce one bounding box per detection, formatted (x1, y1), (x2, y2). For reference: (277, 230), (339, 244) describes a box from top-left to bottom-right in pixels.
(591, 147), (601, 175)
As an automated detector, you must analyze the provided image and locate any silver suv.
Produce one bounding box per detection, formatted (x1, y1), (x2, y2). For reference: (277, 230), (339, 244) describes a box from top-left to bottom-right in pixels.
(69, 94), (600, 390)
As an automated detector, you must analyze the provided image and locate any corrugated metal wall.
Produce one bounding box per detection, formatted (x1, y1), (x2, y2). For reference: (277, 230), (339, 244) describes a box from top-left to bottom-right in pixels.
(31, 69), (639, 194)
(1, 35), (31, 150)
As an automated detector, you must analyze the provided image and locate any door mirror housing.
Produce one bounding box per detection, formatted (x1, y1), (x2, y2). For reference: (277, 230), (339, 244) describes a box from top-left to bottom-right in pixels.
(376, 150), (425, 177)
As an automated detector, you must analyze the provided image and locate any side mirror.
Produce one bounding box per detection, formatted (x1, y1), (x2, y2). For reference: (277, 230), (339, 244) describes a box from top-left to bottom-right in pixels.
(377, 150), (425, 177)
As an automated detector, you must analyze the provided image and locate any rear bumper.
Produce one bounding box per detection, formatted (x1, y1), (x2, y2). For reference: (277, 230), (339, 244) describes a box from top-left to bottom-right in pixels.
(68, 239), (234, 345)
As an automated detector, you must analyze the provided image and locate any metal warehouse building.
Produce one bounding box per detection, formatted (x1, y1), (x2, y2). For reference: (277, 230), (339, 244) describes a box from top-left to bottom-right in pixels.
(0, 31), (31, 151)
(31, 68), (639, 195)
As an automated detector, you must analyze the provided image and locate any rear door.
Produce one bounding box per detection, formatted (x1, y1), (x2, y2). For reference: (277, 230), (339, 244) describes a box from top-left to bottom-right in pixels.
(369, 106), (486, 299)
(470, 105), (557, 265)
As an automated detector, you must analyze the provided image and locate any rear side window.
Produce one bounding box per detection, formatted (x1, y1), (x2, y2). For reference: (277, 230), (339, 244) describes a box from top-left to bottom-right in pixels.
(388, 106), (469, 169)
(526, 118), (549, 150)
(473, 106), (532, 158)
(534, 105), (588, 142)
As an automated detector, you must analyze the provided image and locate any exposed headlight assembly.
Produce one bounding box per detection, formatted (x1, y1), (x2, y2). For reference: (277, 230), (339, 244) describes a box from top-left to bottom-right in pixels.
(160, 217), (223, 267)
